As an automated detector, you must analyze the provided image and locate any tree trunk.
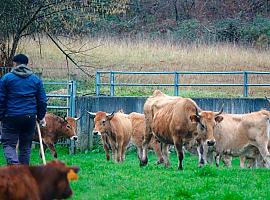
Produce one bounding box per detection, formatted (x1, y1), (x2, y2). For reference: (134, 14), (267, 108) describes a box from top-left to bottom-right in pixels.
(173, 0), (179, 22)
(6, 35), (20, 67)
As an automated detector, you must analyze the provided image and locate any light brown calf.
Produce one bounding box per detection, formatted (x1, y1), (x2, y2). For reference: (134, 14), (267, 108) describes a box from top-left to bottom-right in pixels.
(128, 112), (163, 164)
(90, 111), (132, 162)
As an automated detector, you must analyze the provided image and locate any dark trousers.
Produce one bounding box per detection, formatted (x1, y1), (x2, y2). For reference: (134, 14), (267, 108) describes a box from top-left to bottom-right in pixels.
(1, 115), (36, 165)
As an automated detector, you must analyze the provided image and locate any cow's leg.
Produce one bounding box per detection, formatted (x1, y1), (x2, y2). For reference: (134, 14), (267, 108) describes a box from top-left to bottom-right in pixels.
(255, 141), (270, 168)
(140, 132), (153, 166)
(152, 140), (164, 164)
(47, 143), (57, 158)
(174, 139), (184, 170)
(121, 142), (129, 162)
(162, 143), (170, 168)
(197, 144), (206, 167)
(222, 155), (232, 167)
(215, 153), (220, 167)
(240, 156), (246, 168)
(102, 141), (110, 161)
(117, 143), (123, 163)
(101, 135), (111, 161)
(137, 146), (143, 161)
(110, 144), (117, 162)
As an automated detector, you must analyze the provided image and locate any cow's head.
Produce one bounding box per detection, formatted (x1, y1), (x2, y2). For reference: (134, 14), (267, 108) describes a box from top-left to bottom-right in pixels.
(40, 161), (79, 199)
(61, 117), (78, 141)
(90, 111), (115, 136)
(190, 106), (224, 147)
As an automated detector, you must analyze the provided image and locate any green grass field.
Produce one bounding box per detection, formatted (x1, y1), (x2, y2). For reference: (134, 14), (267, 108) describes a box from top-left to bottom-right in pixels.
(0, 146), (270, 200)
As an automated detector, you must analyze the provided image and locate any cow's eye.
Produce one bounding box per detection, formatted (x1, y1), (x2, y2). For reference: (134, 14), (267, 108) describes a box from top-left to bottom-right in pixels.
(67, 125), (71, 129)
(102, 120), (106, 125)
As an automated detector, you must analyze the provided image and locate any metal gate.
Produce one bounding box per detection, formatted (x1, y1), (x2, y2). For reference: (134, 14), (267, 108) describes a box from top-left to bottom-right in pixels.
(0, 66), (77, 154)
(45, 80), (77, 154)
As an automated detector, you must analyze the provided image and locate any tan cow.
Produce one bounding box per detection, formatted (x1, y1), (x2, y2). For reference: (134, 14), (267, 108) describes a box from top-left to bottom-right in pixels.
(128, 112), (163, 164)
(141, 90), (223, 170)
(89, 111), (132, 163)
(238, 97), (270, 168)
(199, 110), (270, 168)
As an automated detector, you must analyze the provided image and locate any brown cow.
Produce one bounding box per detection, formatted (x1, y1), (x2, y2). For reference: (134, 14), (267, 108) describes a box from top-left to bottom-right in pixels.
(89, 111), (132, 162)
(141, 90), (222, 170)
(198, 110), (270, 168)
(128, 112), (163, 164)
(34, 113), (79, 158)
(0, 160), (79, 200)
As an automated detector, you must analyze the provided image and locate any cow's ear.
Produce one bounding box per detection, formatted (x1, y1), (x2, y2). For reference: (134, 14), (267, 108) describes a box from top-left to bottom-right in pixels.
(190, 115), (200, 123)
(70, 166), (80, 173)
(215, 116), (223, 123)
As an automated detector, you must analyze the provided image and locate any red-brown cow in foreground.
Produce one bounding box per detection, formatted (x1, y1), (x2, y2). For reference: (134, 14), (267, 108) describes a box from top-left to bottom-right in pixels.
(34, 113), (79, 158)
(0, 160), (79, 200)
(141, 90), (223, 170)
(128, 112), (164, 164)
(90, 111), (132, 162)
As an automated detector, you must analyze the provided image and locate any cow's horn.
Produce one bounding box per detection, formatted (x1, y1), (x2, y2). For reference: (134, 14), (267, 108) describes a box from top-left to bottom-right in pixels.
(106, 112), (115, 117)
(215, 104), (224, 116)
(195, 107), (201, 117)
(86, 110), (96, 117)
(74, 117), (81, 121)
(265, 96), (270, 104)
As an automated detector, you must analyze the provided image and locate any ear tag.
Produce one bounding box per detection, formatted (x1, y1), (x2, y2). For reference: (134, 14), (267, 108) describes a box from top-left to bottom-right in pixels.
(67, 169), (78, 181)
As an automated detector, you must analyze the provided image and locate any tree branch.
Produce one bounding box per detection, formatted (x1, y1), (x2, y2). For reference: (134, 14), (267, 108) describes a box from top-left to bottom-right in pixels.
(47, 33), (94, 77)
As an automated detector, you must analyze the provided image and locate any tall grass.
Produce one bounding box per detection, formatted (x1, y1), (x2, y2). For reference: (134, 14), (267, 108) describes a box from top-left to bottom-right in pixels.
(17, 37), (270, 97)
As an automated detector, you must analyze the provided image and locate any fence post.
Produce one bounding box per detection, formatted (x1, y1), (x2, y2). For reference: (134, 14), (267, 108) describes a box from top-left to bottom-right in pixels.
(174, 72), (179, 96)
(110, 71), (115, 96)
(96, 71), (100, 96)
(69, 80), (77, 155)
(243, 71), (248, 97)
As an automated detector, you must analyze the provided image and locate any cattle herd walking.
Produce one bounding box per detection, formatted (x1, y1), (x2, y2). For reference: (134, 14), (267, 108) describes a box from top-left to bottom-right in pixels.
(0, 90), (270, 199)
(89, 90), (270, 170)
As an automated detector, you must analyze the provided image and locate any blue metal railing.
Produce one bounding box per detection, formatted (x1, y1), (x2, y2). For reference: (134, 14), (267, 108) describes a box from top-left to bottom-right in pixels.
(96, 71), (270, 97)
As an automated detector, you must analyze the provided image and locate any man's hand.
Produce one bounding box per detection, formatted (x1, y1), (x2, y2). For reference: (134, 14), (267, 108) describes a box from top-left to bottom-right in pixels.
(39, 118), (46, 128)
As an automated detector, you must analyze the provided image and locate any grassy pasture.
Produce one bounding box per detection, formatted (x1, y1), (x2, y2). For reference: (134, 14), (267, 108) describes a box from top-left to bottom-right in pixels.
(1, 146), (269, 200)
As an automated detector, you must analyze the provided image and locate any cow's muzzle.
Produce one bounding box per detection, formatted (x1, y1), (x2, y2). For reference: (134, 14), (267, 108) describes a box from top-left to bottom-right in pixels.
(70, 136), (78, 141)
(93, 131), (101, 136)
(206, 140), (215, 146)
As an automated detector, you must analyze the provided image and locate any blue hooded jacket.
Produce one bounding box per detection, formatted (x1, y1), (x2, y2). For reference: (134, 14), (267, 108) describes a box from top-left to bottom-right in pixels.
(0, 64), (47, 120)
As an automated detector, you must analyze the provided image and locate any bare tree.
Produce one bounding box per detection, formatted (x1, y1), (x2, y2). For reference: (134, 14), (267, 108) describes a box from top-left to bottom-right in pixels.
(0, 0), (129, 67)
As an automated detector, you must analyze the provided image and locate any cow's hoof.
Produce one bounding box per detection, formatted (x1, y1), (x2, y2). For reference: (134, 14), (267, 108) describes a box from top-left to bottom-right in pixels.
(155, 159), (164, 165)
(198, 163), (205, 168)
(140, 158), (148, 167)
(178, 166), (183, 170)
(106, 155), (110, 161)
(164, 162), (171, 168)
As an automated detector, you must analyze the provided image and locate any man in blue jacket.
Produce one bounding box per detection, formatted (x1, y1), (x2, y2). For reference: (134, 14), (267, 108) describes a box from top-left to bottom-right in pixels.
(0, 54), (47, 165)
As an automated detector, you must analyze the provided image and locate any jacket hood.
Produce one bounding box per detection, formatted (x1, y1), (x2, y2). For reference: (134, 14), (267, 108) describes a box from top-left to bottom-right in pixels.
(11, 64), (33, 78)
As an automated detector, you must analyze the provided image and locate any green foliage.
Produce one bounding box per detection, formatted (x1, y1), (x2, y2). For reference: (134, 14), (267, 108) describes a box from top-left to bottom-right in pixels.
(173, 19), (204, 42)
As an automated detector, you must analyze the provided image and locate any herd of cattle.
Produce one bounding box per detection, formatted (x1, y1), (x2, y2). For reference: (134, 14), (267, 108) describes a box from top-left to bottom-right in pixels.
(88, 90), (270, 170)
(0, 90), (270, 199)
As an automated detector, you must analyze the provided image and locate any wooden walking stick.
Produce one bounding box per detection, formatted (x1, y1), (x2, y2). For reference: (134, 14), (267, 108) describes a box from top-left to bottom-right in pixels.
(36, 121), (46, 165)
